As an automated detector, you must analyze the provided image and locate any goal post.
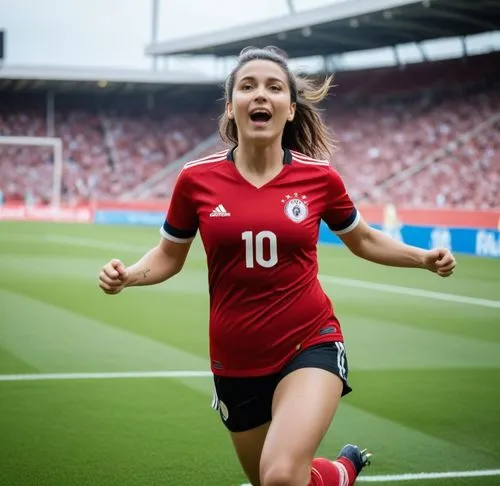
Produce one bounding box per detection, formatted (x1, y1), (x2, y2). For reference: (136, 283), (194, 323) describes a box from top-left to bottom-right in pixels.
(0, 135), (63, 207)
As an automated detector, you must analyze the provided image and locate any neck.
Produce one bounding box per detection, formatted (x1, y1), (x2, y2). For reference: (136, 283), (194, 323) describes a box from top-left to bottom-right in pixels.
(234, 139), (283, 174)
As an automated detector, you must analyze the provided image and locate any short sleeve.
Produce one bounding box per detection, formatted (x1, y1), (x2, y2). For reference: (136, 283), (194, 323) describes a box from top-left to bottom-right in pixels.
(160, 169), (198, 243)
(322, 166), (360, 235)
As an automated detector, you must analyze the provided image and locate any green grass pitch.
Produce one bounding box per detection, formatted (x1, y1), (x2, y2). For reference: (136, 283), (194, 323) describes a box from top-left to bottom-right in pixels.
(0, 221), (499, 485)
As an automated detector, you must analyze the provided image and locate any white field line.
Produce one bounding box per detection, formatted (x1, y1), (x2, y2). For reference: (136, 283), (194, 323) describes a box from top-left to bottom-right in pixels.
(4, 232), (499, 482)
(44, 234), (148, 253)
(358, 469), (500, 481)
(2, 371), (499, 482)
(241, 468), (500, 484)
(319, 275), (500, 309)
(22, 233), (500, 309)
(0, 370), (212, 382)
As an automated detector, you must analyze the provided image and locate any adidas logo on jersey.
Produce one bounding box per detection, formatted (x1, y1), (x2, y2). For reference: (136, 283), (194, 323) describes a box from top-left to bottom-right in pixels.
(210, 204), (231, 217)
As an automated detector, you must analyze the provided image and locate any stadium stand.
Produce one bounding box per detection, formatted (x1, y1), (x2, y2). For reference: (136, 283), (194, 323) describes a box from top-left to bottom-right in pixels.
(1, 0), (500, 210)
(129, 55), (500, 206)
(0, 98), (217, 204)
(329, 82), (500, 207)
(0, 54), (499, 208)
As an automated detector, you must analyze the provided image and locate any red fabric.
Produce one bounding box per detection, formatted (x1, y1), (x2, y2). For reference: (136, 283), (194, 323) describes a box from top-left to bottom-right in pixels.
(309, 457), (357, 486)
(337, 457), (357, 483)
(309, 464), (325, 486)
(165, 149), (358, 376)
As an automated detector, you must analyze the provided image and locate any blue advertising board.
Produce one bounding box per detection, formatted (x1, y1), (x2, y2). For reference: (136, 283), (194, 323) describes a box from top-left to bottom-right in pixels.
(95, 210), (500, 258)
(319, 221), (500, 258)
(94, 210), (164, 227)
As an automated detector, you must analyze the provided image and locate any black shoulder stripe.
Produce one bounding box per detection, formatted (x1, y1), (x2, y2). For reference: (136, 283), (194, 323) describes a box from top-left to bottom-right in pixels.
(327, 208), (358, 232)
(162, 220), (197, 239)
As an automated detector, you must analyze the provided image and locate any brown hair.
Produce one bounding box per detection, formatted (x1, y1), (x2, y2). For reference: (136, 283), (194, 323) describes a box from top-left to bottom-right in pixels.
(218, 45), (335, 159)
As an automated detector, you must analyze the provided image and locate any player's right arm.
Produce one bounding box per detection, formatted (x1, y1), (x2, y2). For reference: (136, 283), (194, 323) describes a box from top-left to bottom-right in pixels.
(99, 167), (198, 295)
(99, 239), (192, 294)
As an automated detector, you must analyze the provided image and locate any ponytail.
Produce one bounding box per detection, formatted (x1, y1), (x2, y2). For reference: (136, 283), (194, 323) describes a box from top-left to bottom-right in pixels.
(282, 75), (335, 159)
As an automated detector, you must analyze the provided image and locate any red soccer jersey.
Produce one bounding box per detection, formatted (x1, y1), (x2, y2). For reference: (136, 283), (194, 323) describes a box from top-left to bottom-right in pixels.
(161, 148), (360, 377)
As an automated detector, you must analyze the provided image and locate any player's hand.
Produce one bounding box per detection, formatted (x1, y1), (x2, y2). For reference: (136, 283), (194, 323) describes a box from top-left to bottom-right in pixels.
(99, 258), (129, 294)
(423, 248), (456, 277)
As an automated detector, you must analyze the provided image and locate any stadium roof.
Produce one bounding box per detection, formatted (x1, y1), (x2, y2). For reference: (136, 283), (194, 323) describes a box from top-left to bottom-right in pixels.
(146, 0), (500, 59)
(1, 0), (499, 95)
(0, 65), (219, 94)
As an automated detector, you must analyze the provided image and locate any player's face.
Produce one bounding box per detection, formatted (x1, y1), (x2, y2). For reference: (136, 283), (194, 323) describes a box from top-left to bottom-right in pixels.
(228, 59), (296, 144)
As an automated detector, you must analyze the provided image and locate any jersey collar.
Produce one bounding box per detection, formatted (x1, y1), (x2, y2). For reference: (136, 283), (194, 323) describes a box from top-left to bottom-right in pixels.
(227, 147), (292, 165)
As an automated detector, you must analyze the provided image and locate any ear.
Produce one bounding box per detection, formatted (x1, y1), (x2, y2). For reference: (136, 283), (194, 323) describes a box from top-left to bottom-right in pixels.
(226, 101), (234, 120)
(287, 102), (296, 122)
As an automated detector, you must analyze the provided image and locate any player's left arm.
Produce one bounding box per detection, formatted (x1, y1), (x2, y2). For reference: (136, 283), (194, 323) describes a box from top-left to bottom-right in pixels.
(322, 167), (456, 277)
(339, 219), (455, 277)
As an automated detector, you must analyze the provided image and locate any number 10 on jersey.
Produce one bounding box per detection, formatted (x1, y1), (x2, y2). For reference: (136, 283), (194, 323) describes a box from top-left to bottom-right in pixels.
(242, 231), (278, 268)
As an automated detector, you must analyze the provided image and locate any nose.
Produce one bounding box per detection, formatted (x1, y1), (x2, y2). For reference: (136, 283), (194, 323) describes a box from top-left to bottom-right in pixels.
(253, 85), (268, 102)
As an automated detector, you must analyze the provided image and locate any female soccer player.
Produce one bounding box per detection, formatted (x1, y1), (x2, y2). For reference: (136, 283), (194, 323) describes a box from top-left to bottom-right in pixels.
(98, 46), (456, 486)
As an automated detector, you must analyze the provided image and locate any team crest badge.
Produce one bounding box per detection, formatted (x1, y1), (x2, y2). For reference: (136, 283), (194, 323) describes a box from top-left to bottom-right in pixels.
(282, 192), (308, 223)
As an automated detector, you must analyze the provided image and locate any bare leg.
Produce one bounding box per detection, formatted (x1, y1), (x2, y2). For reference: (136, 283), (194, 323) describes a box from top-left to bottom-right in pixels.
(230, 422), (271, 486)
(259, 368), (343, 486)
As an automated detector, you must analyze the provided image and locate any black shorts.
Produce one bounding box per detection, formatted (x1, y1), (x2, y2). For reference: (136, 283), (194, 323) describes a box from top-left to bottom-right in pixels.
(211, 342), (351, 433)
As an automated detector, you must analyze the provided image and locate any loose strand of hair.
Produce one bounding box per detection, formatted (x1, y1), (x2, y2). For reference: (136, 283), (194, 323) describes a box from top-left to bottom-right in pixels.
(296, 75), (334, 104)
(285, 75), (337, 159)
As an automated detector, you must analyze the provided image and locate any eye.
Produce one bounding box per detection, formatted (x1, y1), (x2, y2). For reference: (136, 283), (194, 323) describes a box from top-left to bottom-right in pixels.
(241, 84), (253, 91)
(269, 85), (282, 92)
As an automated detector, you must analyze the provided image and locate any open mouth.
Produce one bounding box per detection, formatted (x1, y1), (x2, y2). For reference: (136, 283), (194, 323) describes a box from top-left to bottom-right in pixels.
(249, 111), (272, 123)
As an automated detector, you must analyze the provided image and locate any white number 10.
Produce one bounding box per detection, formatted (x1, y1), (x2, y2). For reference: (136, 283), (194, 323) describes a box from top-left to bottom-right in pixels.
(242, 231), (278, 268)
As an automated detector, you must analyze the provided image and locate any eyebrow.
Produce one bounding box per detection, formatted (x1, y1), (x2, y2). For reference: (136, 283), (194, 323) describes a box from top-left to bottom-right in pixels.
(238, 76), (286, 84)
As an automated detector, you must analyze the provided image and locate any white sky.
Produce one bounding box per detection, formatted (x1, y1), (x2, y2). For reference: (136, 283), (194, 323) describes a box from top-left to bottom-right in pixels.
(1, 0), (499, 74)
(0, 0), (345, 68)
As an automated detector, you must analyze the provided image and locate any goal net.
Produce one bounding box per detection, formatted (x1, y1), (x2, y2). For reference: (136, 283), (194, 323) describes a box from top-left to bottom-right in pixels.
(0, 135), (63, 207)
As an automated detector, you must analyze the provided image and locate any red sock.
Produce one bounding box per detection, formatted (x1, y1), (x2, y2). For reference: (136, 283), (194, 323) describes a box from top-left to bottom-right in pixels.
(308, 457), (357, 486)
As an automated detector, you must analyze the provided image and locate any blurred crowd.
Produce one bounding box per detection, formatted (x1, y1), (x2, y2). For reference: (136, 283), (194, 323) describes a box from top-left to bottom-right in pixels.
(0, 107), (215, 204)
(329, 88), (500, 209)
(0, 54), (499, 209)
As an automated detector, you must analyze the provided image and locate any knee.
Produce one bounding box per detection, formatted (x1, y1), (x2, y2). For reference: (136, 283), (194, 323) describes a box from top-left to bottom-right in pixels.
(260, 457), (306, 486)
